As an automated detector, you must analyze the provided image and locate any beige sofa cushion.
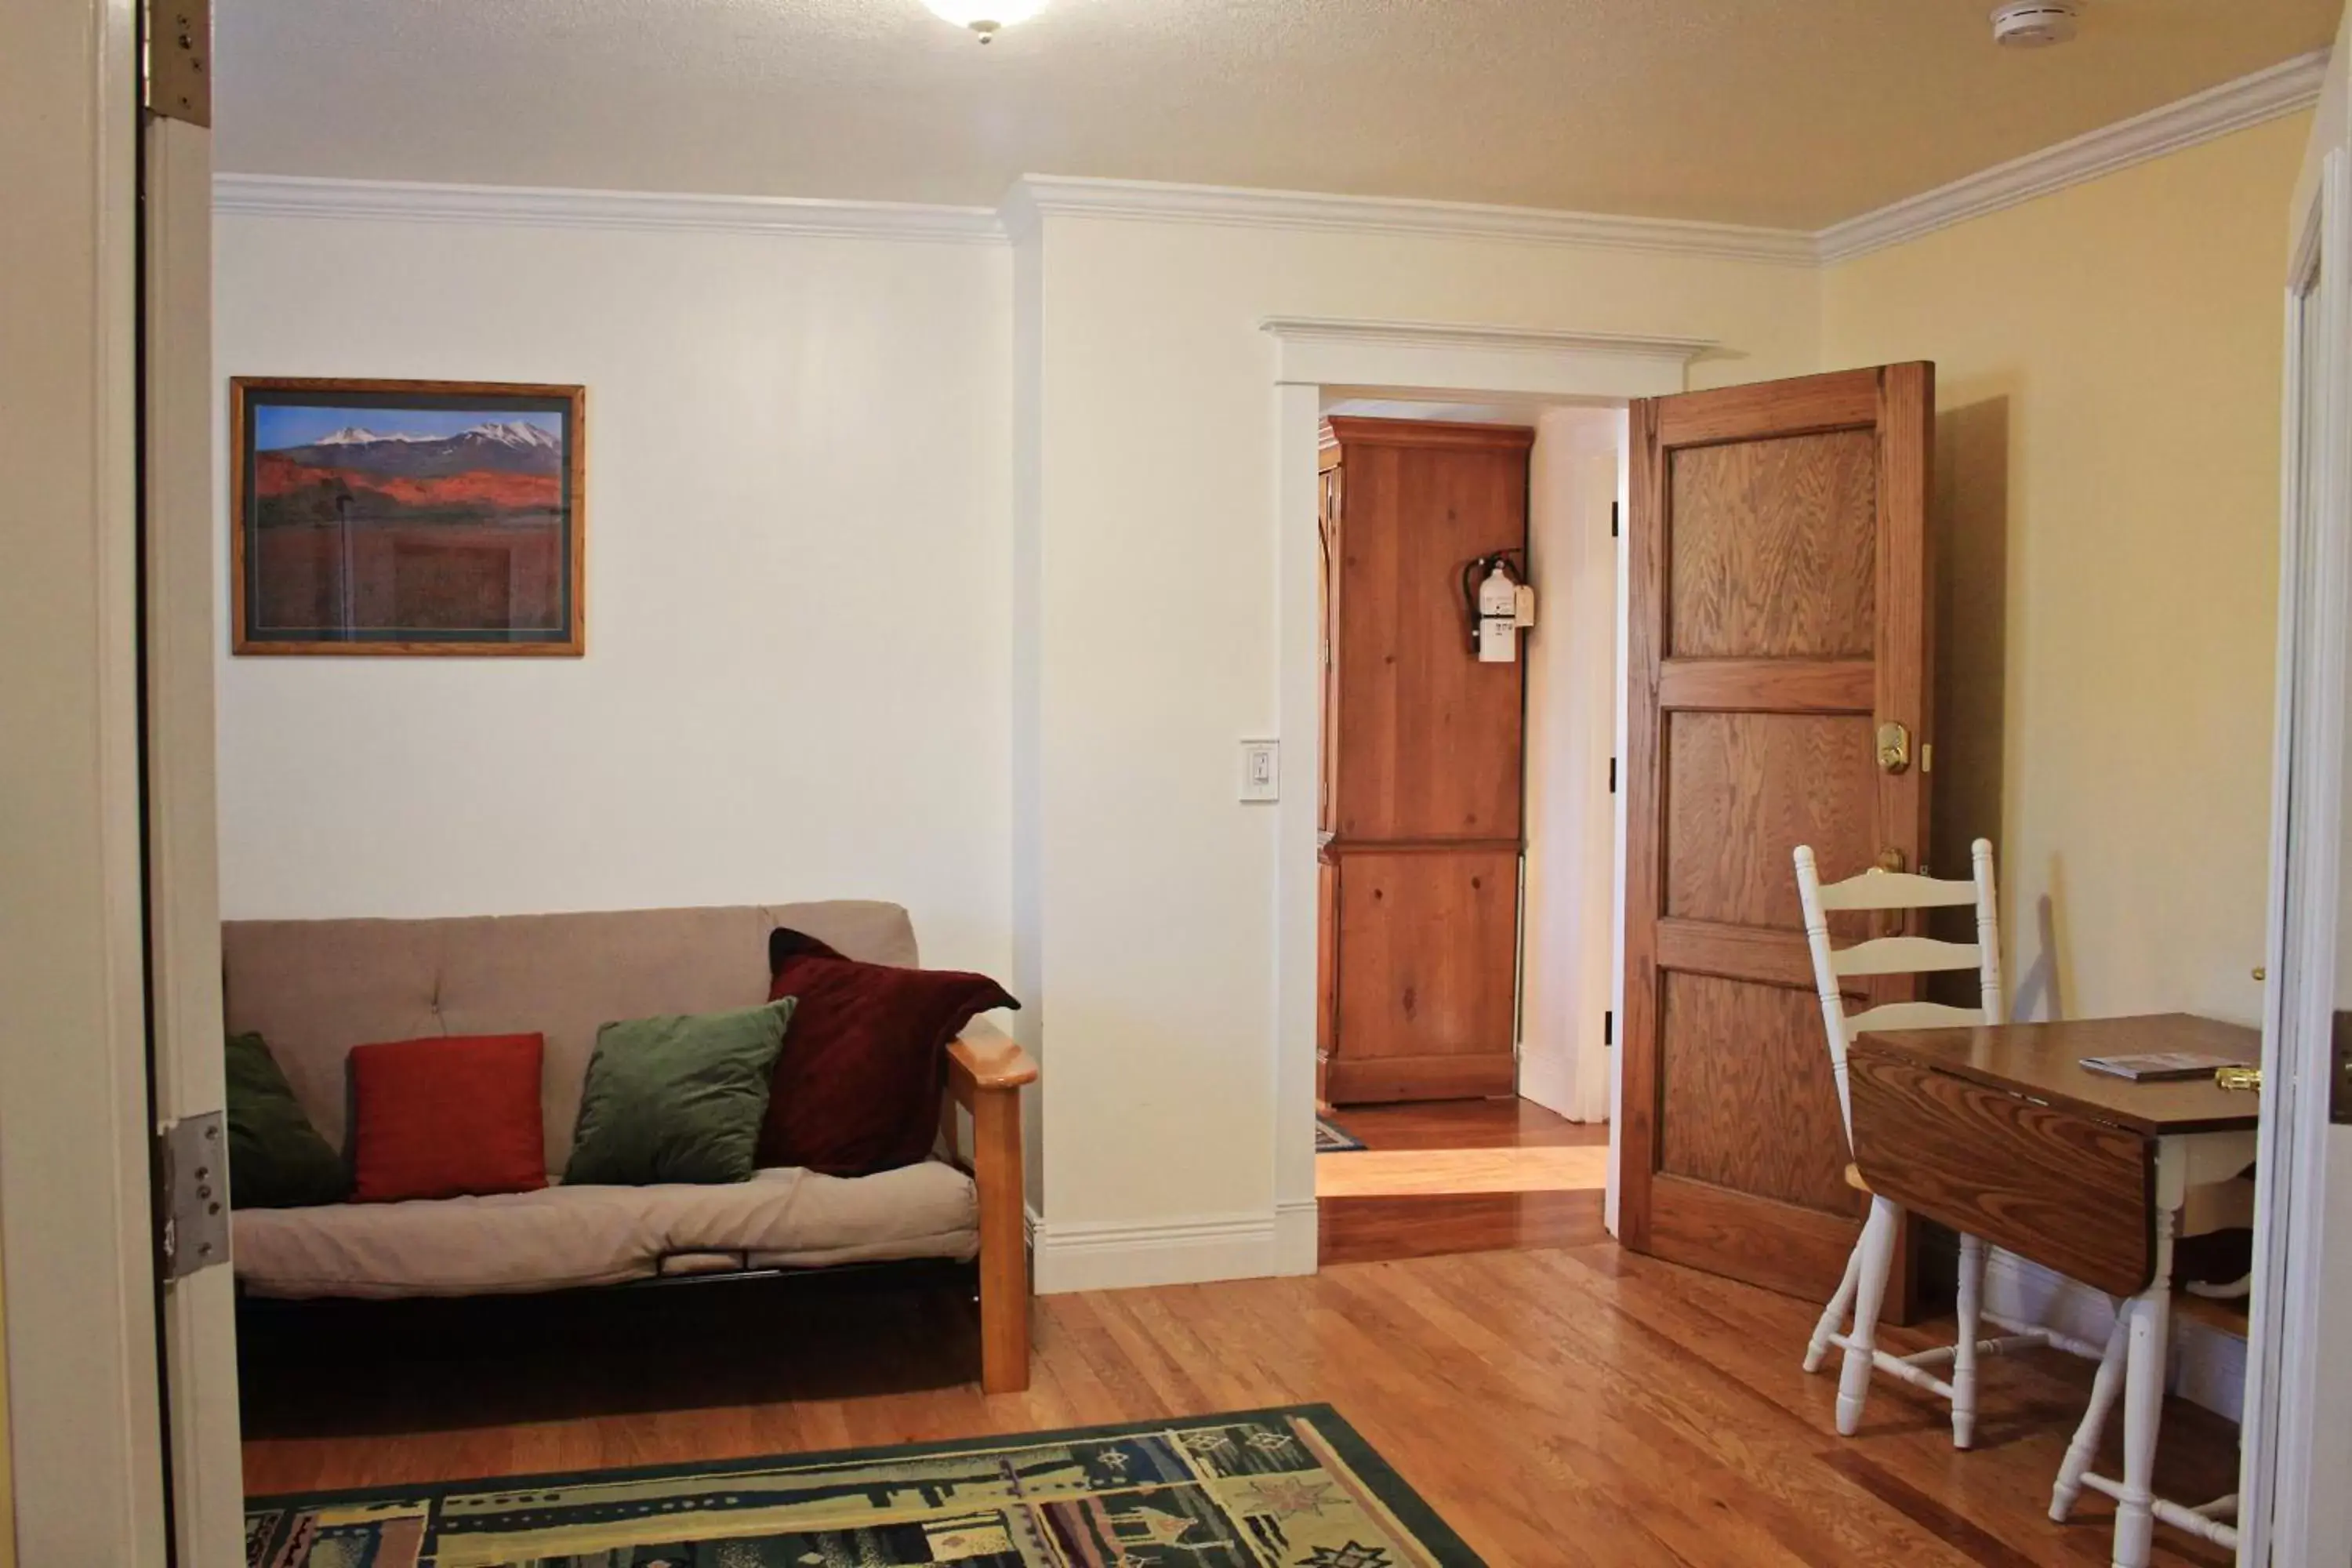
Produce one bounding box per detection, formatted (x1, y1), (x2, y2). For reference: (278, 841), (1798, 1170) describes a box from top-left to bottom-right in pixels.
(221, 902), (917, 1170)
(234, 1160), (978, 1300)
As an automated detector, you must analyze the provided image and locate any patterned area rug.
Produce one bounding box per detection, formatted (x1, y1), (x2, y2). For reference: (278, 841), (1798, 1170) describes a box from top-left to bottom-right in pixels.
(1315, 1116), (1367, 1154)
(244, 1405), (1481, 1566)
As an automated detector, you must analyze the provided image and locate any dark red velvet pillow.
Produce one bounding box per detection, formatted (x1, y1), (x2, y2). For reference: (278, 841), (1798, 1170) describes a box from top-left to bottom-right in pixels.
(348, 1033), (549, 1203)
(760, 929), (1018, 1176)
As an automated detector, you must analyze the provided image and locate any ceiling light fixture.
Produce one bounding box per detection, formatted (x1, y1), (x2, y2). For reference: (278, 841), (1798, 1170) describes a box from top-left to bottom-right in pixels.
(1991, 1), (2080, 48)
(924, 0), (1047, 43)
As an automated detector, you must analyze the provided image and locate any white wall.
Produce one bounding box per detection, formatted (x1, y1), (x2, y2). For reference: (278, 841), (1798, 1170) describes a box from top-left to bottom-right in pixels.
(1520, 409), (1622, 1125)
(213, 216), (1014, 979)
(1015, 209), (1823, 1288)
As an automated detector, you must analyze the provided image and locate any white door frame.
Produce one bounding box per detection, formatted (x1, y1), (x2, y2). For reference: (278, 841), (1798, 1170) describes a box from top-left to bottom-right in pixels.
(2240, 129), (2352, 1566)
(1261, 318), (1710, 1266)
(147, 102), (250, 1568)
(0, 0), (172, 1559)
(1, 5), (242, 1562)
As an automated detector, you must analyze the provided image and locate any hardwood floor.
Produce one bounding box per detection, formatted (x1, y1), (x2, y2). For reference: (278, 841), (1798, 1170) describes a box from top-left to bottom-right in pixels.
(1316, 1145), (1610, 1197)
(1327, 1095), (1607, 1151)
(1321, 1096), (1610, 1263)
(1319, 1189), (1610, 1265)
(241, 1244), (2236, 1566)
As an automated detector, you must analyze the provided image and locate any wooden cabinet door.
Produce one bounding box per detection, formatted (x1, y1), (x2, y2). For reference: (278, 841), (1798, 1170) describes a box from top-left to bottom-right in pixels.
(1328, 848), (1522, 1103)
(1322, 417), (1533, 1104)
(1619, 365), (1933, 1301)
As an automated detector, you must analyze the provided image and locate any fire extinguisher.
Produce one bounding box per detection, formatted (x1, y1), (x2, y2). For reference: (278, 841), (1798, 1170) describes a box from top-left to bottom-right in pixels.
(1460, 550), (1536, 662)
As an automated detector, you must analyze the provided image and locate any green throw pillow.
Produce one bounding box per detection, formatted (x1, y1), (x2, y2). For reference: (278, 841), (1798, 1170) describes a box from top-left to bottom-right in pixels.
(564, 999), (794, 1186)
(224, 1031), (349, 1209)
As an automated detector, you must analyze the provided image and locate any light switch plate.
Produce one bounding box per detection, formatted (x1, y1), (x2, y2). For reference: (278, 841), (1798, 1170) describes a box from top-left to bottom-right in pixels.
(1240, 739), (1279, 802)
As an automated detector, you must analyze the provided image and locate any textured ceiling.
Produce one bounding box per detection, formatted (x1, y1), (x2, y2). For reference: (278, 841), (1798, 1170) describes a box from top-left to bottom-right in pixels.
(213, 0), (2339, 228)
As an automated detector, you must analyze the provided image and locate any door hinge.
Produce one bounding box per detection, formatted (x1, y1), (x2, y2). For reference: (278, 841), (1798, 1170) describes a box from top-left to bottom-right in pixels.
(1610, 501), (1621, 539)
(1603, 1011), (1614, 1047)
(142, 0), (212, 127)
(156, 1112), (230, 1282)
(1608, 757), (1617, 794)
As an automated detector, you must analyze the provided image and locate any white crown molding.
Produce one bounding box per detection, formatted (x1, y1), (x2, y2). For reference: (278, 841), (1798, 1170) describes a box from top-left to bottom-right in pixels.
(1011, 174), (1819, 266)
(213, 172), (1007, 245)
(1817, 49), (2328, 264)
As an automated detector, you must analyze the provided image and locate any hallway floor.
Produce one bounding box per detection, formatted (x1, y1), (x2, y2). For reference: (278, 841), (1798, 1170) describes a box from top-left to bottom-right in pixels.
(1317, 1097), (1609, 1265)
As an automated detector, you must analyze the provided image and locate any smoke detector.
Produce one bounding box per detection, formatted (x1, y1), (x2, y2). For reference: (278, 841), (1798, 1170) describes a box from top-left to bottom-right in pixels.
(1992, 1), (2080, 47)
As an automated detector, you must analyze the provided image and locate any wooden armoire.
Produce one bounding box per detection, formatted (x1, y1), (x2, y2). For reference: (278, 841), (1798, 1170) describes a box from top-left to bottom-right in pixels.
(1316, 416), (1534, 1105)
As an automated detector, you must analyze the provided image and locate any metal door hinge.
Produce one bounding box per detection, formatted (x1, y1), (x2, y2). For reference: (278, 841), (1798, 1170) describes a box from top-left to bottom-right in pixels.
(1608, 757), (1617, 794)
(1603, 1011), (1614, 1047)
(157, 1111), (230, 1281)
(143, 0), (212, 126)
(1610, 502), (1621, 539)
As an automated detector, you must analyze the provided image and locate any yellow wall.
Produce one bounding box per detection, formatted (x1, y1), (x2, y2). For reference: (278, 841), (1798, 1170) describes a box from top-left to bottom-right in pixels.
(1824, 114), (2308, 1027)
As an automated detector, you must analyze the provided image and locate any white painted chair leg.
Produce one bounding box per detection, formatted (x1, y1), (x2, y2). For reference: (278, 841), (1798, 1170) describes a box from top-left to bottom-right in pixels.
(1806, 1239), (1862, 1374)
(1835, 1196), (1900, 1437)
(2111, 1214), (2176, 1568)
(1952, 1232), (1986, 1449)
(2051, 1308), (2129, 1523)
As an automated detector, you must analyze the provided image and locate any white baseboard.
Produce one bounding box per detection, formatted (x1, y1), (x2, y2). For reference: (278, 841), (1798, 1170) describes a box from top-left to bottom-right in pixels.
(1980, 1248), (2246, 1422)
(1274, 1197), (1319, 1277)
(1031, 1210), (1289, 1294)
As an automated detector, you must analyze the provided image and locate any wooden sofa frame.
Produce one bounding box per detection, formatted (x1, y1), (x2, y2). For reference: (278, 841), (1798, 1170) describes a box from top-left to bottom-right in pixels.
(944, 1029), (1040, 1392)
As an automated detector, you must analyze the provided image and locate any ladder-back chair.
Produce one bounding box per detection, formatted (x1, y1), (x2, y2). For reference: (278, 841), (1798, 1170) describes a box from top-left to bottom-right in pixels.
(1794, 839), (2089, 1446)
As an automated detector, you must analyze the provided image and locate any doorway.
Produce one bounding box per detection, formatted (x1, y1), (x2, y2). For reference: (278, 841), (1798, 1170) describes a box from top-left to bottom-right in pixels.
(1309, 396), (1624, 1265)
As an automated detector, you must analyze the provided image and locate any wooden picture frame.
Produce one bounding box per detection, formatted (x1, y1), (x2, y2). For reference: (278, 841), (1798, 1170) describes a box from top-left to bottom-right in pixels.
(230, 377), (586, 655)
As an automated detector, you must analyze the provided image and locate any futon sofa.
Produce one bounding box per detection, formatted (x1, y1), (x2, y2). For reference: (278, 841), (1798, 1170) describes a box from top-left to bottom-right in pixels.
(221, 901), (1037, 1392)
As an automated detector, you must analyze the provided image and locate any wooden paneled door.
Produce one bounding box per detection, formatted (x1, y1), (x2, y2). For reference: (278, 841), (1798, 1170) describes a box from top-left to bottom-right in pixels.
(1319, 416), (1534, 1105)
(1619, 365), (1934, 1301)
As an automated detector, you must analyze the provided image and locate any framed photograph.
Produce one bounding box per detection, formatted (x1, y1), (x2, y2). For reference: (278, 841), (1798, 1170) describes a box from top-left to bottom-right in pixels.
(230, 377), (586, 655)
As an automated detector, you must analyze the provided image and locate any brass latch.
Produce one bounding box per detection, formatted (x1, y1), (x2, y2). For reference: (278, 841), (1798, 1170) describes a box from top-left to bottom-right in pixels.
(1877, 721), (1912, 775)
(2215, 1065), (2264, 1094)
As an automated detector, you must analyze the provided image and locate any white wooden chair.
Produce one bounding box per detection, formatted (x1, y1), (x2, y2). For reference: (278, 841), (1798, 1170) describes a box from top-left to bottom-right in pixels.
(1794, 839), (2096, 1446)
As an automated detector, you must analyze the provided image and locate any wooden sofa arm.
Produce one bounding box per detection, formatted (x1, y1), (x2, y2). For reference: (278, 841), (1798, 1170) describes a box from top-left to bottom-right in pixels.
(947, 1027), (1040, 1099)
(942, 1020), (1035, 1393)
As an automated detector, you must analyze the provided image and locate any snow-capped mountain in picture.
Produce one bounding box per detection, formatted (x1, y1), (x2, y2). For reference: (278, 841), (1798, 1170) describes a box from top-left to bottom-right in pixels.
(274, 418), (564, 477)
(234, 383), (583, 650)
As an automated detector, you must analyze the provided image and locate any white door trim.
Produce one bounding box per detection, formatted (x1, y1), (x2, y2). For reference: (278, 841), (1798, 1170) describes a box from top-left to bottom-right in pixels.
(1261, 318), (1701, 1269)
(0, 0), (171, 1559)
(145, 110), (249, 1566)
(2241, 131), (2352, 1566)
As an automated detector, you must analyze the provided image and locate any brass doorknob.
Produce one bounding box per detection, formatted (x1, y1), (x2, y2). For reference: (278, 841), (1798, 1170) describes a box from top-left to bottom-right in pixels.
(2215, 1065), (2264, 1094)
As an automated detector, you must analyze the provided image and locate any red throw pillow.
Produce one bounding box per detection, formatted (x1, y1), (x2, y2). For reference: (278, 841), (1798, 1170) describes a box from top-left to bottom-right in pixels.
(348, 1033), (549, 1202)
(760, 929), (1018, 1176)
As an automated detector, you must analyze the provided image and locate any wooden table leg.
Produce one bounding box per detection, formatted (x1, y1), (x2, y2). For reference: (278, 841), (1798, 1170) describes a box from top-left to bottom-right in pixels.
(1952, 1232), (1985, 1448)
(2067, 1132), (2254, 1560)
(2050, 1310), (2129, 1522)
(2111, 1204), (2176, 1568)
